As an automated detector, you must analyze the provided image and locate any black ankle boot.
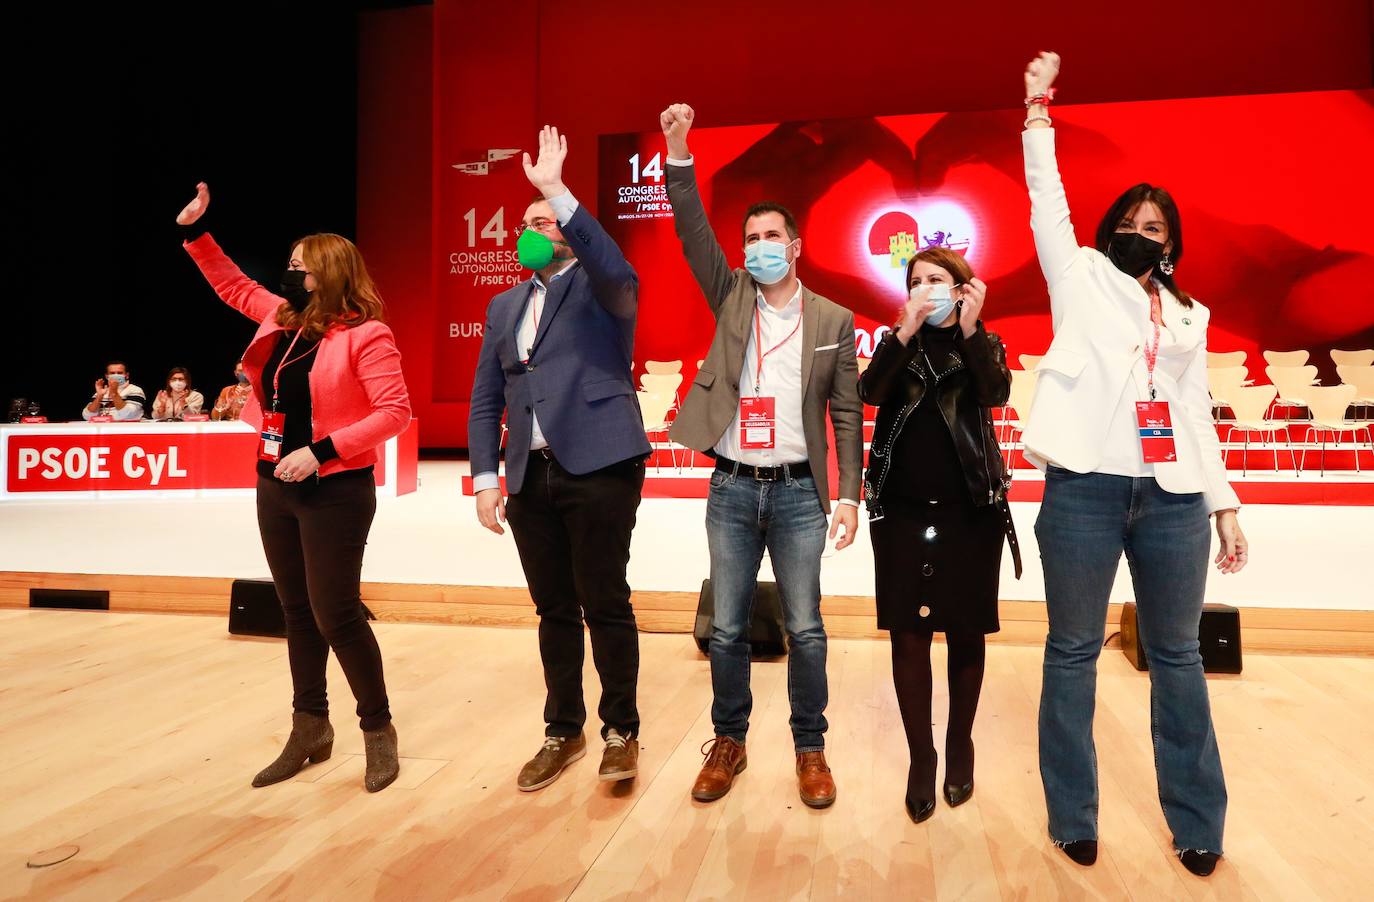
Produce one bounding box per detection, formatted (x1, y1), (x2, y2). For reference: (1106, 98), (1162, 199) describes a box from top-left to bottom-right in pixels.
(1053, 839), (1098, 866)
(1177, 849), (1220, 877)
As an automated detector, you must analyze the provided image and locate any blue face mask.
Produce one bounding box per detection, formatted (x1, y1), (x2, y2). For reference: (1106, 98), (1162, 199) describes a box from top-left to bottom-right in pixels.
(744, 239), (793, 285)
(108, 373), (127, 386)
(913, 283), (957, 325)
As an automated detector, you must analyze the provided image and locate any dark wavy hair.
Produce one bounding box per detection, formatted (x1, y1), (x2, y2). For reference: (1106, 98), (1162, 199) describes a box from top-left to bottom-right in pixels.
(1094, 184), (1193, 308)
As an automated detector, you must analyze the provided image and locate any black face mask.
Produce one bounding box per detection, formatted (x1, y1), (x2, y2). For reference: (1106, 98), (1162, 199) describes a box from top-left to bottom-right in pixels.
(1106, 231), (1167, 278)
(279, 269), (313, 312)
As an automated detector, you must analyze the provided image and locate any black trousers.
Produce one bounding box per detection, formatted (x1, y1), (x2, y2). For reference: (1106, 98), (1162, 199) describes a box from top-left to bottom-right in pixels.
(256, 471), (390, 732)
(506, 451), (645, 740)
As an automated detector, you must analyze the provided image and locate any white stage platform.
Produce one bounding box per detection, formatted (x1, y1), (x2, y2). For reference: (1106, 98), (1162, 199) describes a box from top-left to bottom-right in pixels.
(2, 462), (1370, 614)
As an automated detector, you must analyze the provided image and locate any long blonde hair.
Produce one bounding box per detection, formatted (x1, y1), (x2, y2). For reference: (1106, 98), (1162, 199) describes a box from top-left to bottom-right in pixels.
(275, 233), (386, 339)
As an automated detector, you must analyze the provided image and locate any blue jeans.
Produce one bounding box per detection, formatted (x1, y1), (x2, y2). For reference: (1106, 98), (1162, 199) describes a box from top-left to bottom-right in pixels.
(1035, 467), (1227, 853)
(706, 465), (830, 752)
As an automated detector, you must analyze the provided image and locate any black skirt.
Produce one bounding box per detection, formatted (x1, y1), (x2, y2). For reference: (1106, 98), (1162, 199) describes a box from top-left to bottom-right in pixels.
(871, 499), (1003, 634)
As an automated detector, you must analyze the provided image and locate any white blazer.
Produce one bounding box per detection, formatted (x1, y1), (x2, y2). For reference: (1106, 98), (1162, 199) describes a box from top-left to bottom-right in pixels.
(1021, 127), (1240, 514)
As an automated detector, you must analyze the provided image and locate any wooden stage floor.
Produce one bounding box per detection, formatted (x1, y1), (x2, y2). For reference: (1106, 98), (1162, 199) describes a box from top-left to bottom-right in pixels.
(3, 610), (1370, 901)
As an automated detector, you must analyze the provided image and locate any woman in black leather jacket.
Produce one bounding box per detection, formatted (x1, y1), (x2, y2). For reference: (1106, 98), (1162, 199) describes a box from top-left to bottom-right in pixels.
(859, 246), (1021, 823)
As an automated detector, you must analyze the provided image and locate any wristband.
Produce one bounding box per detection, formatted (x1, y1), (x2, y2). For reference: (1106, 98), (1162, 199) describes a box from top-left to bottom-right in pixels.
(1024, 87), (1057, 108)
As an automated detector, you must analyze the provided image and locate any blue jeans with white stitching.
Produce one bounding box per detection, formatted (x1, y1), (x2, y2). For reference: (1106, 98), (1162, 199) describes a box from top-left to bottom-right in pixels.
(1035, 466), (1226, 853)
(706, 466), (830, 752)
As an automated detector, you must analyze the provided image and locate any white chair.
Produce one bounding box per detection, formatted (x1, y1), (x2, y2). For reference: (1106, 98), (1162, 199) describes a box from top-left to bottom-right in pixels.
(1001, 369), (1039, 471)
(1331, 349), (1374, 368)
(1222, 385), (1288, 476)
(1299, 384), (1367, 476)
(1018, 354), (1043, 372)
(1207, 350), (1247, 369)
(1263, 349), (1309, 368)
(1206, 366), (1250, 421)
(637, 389), (679, 472)
(640, 372), (684, 410)
(1336, 364), (1374, 421)
(644, 359), (683, 375)
(1266, 365), (1320, 422)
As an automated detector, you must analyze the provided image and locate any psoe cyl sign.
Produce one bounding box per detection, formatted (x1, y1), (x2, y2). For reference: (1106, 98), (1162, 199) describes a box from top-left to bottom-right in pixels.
(4, 430), (258, 493)
(16, 445), (187, 485)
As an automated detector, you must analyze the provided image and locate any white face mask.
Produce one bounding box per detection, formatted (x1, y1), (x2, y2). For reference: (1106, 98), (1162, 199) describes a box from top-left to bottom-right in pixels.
(911, 283), (957, 324)
(170, 380), (187, 391)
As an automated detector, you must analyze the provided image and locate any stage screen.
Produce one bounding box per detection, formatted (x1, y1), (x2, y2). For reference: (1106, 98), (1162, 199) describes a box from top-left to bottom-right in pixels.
(589, 90), (1374, 377)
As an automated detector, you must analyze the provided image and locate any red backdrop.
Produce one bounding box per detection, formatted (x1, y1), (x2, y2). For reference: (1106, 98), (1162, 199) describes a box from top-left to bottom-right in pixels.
(598, 91), (1374, 379)
(358, 0), (1374, 448)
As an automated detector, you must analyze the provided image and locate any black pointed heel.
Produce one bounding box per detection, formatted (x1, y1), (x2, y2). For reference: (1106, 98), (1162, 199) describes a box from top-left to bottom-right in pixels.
(942, 779), (974, 808)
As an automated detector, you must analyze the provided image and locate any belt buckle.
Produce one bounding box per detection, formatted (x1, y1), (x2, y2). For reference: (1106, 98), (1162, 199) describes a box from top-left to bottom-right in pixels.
(751, 465), (777, 482)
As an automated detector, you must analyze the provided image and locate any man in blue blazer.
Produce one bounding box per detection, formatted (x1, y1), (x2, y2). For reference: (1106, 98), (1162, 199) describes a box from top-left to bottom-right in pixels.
(469, 126), (650, 793)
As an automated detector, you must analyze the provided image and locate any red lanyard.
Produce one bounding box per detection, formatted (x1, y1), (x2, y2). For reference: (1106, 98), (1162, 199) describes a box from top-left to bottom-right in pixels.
(752, 295), (804, 394)
(271, 330), (317, 410)
(1142, 286), (1163, 401)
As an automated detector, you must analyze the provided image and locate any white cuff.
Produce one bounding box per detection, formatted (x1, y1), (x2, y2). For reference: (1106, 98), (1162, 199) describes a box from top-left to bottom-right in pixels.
(472, 472), (501, 493)
(547, 191), (579, 225)
(837, 498), (860, 509)
(665, 155), (694, 166)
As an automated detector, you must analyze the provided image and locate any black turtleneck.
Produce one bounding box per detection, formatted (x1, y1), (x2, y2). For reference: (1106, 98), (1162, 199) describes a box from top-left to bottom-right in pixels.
(883, 320), (972, 506)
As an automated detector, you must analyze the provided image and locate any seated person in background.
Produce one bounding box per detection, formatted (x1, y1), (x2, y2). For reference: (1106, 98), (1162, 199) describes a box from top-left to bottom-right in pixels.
(83, 360), (146, 421)
(152, 366), (205, 420)
(211, 360), (253, 421)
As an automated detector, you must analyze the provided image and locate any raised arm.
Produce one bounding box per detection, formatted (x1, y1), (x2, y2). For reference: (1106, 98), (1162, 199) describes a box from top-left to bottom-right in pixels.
(1021, 52), (1082, 297)
(523, 126), (639, 319)
(660, 103), (736, 313)
(176, 183), (285, 324)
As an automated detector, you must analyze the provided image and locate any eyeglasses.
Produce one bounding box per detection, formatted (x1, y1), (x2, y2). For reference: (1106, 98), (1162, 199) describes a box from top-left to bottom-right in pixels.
(513, 218), (558, 237)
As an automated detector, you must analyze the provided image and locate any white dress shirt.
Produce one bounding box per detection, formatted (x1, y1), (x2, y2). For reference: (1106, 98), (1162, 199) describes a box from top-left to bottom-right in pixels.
(714, 282), (808, 466)
(472, 191), (579, 494)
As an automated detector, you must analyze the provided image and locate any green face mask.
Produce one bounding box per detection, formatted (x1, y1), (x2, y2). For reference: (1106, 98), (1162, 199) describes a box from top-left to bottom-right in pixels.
(517, 229), (568, 270)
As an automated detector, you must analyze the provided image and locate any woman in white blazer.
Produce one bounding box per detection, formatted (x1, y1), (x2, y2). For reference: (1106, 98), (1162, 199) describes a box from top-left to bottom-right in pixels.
(1020, 52), (1248, 879)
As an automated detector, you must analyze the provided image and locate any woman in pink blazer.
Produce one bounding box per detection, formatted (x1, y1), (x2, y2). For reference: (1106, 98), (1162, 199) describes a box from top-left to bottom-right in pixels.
(178, 182), (411, 793)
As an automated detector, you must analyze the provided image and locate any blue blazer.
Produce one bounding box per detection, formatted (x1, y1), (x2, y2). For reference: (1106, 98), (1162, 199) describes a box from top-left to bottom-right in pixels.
(468, 204), (650, 494)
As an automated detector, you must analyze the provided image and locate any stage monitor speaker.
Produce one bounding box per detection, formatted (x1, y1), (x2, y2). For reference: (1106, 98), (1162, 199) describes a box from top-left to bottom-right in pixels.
(693, 578), (787, 658)
(29, 588), (109, 611)
(228, 579), (376, 638)
(1120, 602), (1242, 674)
(229, 578), (286, 638)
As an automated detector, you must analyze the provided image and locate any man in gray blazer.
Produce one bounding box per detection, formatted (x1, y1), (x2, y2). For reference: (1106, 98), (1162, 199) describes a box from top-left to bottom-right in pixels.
(659, 103), (863, 810)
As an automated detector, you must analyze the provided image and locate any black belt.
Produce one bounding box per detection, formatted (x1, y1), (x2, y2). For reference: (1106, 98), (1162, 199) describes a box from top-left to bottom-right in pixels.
(714, 455), (811, 482)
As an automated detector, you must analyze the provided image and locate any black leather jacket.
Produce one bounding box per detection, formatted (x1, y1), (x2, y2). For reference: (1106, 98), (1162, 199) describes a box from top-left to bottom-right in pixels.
(859, 322), (1022, 576)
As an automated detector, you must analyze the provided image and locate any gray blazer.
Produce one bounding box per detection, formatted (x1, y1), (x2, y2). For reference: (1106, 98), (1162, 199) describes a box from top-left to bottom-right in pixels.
(665, 160), (863, 513)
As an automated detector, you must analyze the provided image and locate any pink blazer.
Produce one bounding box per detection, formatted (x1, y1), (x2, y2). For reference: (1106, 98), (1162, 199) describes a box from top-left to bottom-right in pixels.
(184, 234), (411, 477)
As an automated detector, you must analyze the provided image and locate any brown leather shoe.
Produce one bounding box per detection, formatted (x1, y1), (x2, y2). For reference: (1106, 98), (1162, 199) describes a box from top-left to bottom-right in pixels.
(691, 736), (747, 802)
(797, 750), (836, 808)
(517, 734), (586, 792)
(598, 729), (639, 782)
